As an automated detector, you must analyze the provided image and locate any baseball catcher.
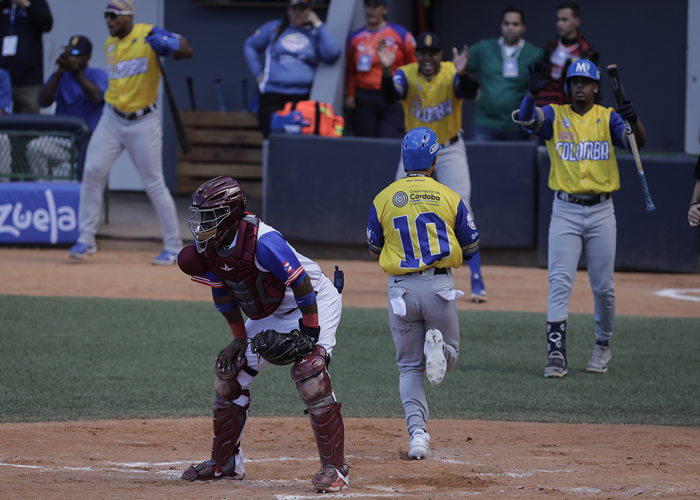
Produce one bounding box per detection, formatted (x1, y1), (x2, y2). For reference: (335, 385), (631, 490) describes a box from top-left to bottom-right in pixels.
(177, 176), (348, 493)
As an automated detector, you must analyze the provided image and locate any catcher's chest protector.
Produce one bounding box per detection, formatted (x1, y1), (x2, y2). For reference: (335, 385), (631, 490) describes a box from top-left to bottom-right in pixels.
(203, 217), (286, 320)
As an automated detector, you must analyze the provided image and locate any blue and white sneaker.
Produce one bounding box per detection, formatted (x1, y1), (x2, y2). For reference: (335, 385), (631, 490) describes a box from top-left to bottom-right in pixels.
(68, 242), (96, 260)
(470, 273), (488, 303)
(151, 250), (178, 266)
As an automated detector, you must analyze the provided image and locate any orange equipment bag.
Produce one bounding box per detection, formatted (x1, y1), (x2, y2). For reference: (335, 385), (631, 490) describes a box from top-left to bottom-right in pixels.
(276, 100), (344, 137)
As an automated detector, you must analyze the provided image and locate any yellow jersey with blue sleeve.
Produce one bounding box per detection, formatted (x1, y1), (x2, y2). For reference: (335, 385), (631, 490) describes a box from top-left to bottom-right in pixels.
(367, 174), (480, 275)
(392, 62), (463, 144)
(104, 23), (161, 113)
(527, 103), (630, 194)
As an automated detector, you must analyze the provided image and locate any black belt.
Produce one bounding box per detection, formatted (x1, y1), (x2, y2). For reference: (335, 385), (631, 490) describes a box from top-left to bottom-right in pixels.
(404, 267), (448, 277)
(442, 134), (460, 147)
(556, 191), (611, 206)
(111, 103), (156, 121)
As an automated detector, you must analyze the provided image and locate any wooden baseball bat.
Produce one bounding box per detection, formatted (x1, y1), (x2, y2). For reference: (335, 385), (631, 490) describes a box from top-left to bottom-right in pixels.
(153, 51), (191, 154)
(606, 64), (654, 211)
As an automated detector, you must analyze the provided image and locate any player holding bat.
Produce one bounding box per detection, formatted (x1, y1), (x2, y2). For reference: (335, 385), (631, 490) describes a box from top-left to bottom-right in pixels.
(68, 0), (193, 265)
(512, 59), (646, 378)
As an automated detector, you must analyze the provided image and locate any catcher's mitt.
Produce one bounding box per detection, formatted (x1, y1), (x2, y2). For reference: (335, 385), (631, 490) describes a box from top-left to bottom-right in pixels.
(250, 328), (315, 366)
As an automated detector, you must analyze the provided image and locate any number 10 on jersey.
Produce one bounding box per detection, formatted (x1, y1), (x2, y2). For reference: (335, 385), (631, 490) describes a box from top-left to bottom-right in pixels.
(393, 212), (451, 269)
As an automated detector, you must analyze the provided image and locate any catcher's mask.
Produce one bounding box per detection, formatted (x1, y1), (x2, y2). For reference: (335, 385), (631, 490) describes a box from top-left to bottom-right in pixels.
(189, 176), (246, 253)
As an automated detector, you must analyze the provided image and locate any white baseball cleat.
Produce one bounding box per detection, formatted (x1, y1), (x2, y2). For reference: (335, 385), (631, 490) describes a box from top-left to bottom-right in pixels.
(424, 329), (447, 385)
(408, 429), (430, 459)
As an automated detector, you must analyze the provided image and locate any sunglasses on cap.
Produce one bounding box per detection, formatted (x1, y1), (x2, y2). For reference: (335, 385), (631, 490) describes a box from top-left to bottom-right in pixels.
(69, 48), (82, 56)
(104, 11), (121, 20)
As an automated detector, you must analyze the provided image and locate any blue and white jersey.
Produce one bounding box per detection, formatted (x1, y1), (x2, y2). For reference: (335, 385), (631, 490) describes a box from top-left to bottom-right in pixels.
(244, 19), (341, 95)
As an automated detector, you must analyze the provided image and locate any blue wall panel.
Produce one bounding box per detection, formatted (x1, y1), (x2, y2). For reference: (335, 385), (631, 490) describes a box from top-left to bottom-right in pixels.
(266, 136), (539, 248)
(467, 141), (538, 247)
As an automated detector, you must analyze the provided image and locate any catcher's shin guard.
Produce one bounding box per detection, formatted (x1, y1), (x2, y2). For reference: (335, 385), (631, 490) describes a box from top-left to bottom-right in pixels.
(182, 357), (250, 482)
(291, 346), (347, 475)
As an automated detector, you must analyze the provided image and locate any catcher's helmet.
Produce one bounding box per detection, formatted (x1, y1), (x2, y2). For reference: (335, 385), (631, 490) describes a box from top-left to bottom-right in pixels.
(564, 59), (600, 94)
(189, 176), (247, 253)
(402, 127), (442, 171)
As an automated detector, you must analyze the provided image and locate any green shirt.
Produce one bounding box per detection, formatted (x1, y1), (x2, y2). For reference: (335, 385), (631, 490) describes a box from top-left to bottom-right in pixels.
(468, 37), (544, 132)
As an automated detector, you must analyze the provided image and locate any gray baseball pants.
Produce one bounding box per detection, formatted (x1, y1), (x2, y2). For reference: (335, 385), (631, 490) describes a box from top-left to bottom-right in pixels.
(77, 106), (182, 252)
(388, 267), (461, 436)
(547, 195), (616, 342)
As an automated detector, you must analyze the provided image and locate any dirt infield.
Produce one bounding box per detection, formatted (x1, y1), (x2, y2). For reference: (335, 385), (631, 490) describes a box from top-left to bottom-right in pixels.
(2, 248), (700, 499)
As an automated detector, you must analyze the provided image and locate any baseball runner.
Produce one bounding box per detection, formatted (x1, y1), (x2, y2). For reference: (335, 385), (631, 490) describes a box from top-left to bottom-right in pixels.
(513, 60), (646, 377)
(68, 0), (193, 265)
(367, 127), (480, 459)
(378, 31), (487, 302)
(177, 176), (348, 493)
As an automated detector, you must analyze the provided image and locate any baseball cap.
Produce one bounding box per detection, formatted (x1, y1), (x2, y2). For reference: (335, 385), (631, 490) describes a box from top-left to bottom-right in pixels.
(105, 0), (135, 15)
(66, 35), (92, 56)
(415, 32), (441, 50)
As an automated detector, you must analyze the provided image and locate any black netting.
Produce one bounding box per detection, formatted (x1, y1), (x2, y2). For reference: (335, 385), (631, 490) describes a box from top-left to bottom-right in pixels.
(0, 131), (77, 181)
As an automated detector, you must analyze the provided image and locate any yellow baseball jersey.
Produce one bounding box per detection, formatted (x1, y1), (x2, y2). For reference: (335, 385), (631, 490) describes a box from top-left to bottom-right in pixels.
(367, 175), (480, 275)
(104, 23), (161, 113)
(393, 62), (463, 143)
(532, 104), (629, 194)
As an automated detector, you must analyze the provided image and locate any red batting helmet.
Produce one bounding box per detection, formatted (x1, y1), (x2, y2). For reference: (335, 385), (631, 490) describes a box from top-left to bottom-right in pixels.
(189, 176), (247, 253)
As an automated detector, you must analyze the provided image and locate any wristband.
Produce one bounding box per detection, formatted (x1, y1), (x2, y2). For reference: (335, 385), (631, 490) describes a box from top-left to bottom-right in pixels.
(301, 312), (319, 328)
(294, 290), (316, 308)
(229, 321), (247, 340)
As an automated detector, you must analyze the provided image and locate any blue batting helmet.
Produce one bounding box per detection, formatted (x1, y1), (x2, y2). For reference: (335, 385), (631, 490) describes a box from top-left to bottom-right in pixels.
(564, 59), (600, 94)
(402, 127), (442, 171)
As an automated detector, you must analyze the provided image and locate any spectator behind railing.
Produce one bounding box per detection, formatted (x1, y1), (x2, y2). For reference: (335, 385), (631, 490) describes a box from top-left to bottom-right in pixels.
(27, 35), (108, 180)
(537, 2), (600, 107)
(345, 0), (415, 139)
(0, 67), (11, 175)
(244, 0), (341, 138)
(465, 7), (543, 142)
(0, 0), (53, 114)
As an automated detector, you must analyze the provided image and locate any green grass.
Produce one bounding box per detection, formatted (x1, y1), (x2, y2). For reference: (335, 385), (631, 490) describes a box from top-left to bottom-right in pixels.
(1, 295), (698, 426)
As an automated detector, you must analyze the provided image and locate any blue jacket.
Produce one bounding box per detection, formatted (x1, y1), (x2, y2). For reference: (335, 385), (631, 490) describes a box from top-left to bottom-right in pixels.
(244, 19), (340, 95)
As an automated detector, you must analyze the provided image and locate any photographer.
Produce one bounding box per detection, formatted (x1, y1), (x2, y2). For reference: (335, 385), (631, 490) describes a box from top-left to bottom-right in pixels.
(28, 35), (107, 180)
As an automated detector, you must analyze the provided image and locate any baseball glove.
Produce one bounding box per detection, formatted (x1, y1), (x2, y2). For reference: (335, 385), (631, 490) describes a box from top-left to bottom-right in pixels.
(250, 328), (315, 366)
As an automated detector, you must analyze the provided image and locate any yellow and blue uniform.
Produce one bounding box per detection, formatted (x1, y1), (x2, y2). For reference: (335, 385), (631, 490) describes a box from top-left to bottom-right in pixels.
(516, 97), (634, 376)
(104, 23), (160, 113)
(367, 174), (479, 275)
(529, 104), (629, 194)
(392, 62), (463, 144)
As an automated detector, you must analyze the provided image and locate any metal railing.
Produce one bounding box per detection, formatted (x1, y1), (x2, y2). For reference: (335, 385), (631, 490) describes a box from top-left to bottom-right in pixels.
(0, 130), (77, 181)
